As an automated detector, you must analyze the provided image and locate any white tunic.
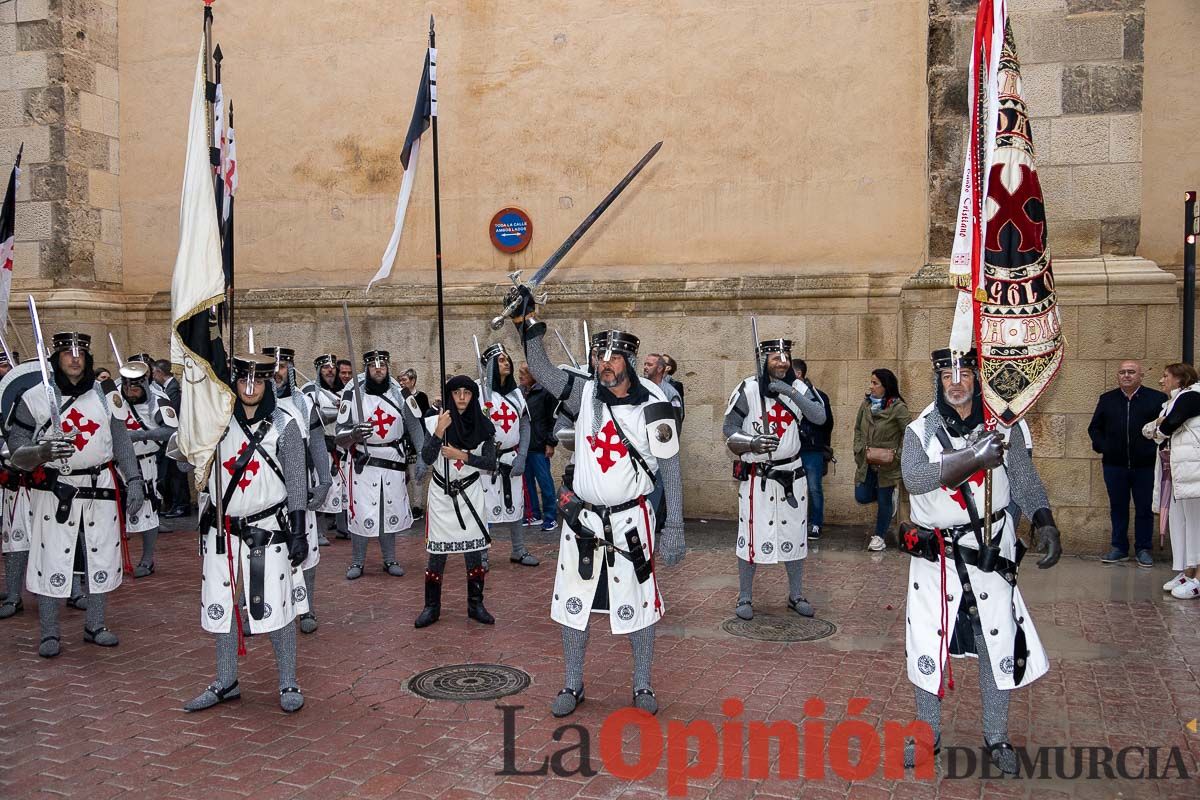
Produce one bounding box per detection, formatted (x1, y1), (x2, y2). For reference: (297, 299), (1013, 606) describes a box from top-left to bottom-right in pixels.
(423, 417), (490, 554)
(552, 380), (667, 635)
(23, 384), (126, 598)
(480, 384), (527, 524)
(903, 403), (1049, 694)
(200, 413), (307, 635)
(301, 380), (344, 515)
(727, 377), (809, 564)
(123, 396), (177, 534)
(0, 467), (31, 555)
(338, 382), (414, 537)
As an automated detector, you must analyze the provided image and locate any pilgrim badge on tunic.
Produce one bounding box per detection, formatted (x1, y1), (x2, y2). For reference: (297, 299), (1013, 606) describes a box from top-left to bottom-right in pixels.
(918, 655), (936, 675)
(293, 586), (307, 603)
(207, 603), (224, 620)
(761, 542), (774, 555)
(93, 570), (107, 584)
(656, 423), (673, 443)
(781, 541), (793, 553)
(617, 604), (635, 621)
(999, 656), (1014, 674)
(566, 597), (583, 615)
(50, 573), (66, 588)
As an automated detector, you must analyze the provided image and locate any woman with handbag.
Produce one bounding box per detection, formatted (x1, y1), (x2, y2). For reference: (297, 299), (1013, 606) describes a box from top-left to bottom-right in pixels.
(853, 369), (910, 551)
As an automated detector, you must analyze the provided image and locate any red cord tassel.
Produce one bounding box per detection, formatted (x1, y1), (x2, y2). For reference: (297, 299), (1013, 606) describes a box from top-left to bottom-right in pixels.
(224, 516), (246, 656)
(109, 466), (134, 576)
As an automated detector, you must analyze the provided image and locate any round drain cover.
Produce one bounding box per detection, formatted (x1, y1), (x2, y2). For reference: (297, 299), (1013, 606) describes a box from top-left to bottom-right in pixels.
(721, 614), (836, 642)
(408, 663), (531, 701)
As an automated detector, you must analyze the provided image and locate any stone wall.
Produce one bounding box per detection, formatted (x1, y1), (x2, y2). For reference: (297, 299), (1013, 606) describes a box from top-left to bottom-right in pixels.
(0, 0), (121, 288)
(11, 256), (1177, 553)
(928, 0), (1146, 260)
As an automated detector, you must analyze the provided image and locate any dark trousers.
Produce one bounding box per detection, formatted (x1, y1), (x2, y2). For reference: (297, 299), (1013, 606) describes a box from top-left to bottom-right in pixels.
(1102, 464), (1154, 553)
(855, 467), (895, 538)
(799, 450), (826, 528)
(525, 452), (557, 525)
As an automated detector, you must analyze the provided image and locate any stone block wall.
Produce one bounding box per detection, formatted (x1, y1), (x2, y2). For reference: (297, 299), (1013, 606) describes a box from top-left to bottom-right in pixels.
(18, 258), (1178, 554)
(928, 0), (1146, 260)
(0, 0), (120, 288)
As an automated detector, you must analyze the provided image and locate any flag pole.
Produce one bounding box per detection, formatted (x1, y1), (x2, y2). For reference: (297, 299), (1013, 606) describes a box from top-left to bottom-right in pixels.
(1184, 191), (1196, 365)
(429, 16), (446, 390)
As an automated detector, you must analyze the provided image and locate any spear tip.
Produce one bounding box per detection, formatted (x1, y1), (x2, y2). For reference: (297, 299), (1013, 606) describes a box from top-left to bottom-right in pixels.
(213, 43), (223, 61)
(429, 14), (435, 32)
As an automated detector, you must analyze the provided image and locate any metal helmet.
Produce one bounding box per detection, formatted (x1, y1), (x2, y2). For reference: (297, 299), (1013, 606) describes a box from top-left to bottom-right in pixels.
(362, 349), (390, 369)
(591, 330), (640, 363)
(51, 332), (91, 358)
(313, 353), (337, 371)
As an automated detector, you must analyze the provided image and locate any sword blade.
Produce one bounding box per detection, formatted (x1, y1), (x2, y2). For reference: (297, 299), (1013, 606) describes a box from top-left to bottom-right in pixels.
(108, 332), (124, 369)
(554, 329), (579, 368)
(342, 302), (365, 423)
(27, 296), (63, 437)
(527, 141), (662, 290)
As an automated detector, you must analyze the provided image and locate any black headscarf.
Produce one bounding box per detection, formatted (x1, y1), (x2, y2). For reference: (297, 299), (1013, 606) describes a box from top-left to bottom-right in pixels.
(442, 374), (493, 451)
(52, 351), (97, 398)
(935, 370), (985, 437)
(595, 354), (650, 406)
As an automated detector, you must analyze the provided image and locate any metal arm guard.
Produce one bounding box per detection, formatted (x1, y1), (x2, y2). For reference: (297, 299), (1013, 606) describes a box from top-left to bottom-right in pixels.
(11, 443), (53, 471)
(556, 425), (576, 452)
(939, 432), (1005, 489)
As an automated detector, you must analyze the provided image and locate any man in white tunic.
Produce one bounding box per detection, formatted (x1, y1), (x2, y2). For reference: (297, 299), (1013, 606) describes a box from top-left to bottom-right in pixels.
(477, 343), (536, 566)
(335, 350), (426, 580)
(300, 353), (343, 545)
(6, 332), (144, 658)
(505, 290), (685, 718)
(0, 351), (35, 619)
(414, 375), (496, 628)
(184, 355), (310, 713)
(723, 337), (826, 620)
(121, 361), (177, 578)
(266, 347), (332, 635)
(899, 348), (1061, 773)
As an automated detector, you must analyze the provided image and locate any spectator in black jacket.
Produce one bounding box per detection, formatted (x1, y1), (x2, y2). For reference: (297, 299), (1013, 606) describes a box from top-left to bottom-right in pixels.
(398, 368), (430, 414)
(519, 363), (559, 531)
(792, 358), (834, 540)
(152, 358), (191, 517)
(1089, 360), (1167, 567)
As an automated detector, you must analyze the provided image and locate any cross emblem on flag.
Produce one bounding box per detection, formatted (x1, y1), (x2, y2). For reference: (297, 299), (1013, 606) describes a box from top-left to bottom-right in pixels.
(222, 442), (261, 491)
(586, 419), (628, 473)
(63, 407), (100, 451)
(370, 406), (396, 439)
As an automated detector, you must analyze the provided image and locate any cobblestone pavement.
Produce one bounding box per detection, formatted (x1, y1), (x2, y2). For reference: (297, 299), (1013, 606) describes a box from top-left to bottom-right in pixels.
(0, 519), (1197, 799)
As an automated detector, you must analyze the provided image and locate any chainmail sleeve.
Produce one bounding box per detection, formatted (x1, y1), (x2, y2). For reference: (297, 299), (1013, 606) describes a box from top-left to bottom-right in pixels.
(658, 450), (684, 532)
(901, 425), (942, 495)
(467, 438), (498, 472)
(789, 386), (827, 425)
(522, 324), (584, 418)
(1004, 422), (1050, 518)
(307, 405), (331, 488)
(277, 417), (308, 514)
(7, 397), (35, 452)
(108, 405), (140, 483)
(402, 402), (428, 480)
(516, 413), (531, 459)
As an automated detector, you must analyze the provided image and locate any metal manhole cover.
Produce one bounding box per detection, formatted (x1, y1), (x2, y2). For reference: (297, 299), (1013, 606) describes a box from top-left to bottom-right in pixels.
(408, 663), (531, 701)
(721, 614), (836, 642)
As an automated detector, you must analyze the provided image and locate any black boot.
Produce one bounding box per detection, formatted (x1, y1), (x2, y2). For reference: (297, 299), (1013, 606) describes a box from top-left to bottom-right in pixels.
(466, 566), (494, 625)
(414, 571), (442, 628)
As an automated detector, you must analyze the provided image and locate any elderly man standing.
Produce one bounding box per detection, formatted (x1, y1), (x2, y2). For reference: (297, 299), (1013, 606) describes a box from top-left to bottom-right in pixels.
(1088, 360), (1166, 567)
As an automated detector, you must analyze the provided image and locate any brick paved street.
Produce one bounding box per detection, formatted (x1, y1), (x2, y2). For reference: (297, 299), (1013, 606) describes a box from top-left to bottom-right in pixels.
(0, 519), (1197, 799)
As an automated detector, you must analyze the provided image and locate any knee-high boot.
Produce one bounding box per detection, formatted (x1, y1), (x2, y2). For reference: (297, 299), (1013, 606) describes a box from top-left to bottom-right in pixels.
(465, 551), (494, 624)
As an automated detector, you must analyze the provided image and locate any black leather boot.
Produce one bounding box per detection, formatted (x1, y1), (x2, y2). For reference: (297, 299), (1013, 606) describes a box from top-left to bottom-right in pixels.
(466, 566), (494, 625)
(414, 570), (442, 628)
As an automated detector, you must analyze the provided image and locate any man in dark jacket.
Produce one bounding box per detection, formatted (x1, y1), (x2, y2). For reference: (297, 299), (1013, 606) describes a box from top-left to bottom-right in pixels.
(519, 363), (559, 530)
(153, 358), (191, 518)
(793, 359), (833, 540)
(1088, 360), (1166, 567)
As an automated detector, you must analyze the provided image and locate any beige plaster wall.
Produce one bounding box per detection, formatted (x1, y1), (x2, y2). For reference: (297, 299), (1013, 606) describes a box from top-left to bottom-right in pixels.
(1140, 0), (1200, 269)
(117, 0), (929, 292)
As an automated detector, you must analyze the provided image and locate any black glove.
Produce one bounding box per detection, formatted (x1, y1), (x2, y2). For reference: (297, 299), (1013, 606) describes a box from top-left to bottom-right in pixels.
(287, 510), (308, 567)
(503, 284), (537, 324)
(1031, 508), (1062, 569)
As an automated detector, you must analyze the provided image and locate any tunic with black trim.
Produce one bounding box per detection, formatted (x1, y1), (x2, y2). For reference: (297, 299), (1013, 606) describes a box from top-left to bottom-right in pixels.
(21, 384), (125, 598)
(200, 412), (308, 635)
(123, 394), (176, 534)
(479, 383), (527, 524)
(903, 403), (1049, 695)
(726, 376), (809, 564)
(1, 457), (32, 555)
(552, 380), (669, 635)
(301, 380), (344, 515)
(338, 382), (414, 538)
(423, 416), (491, 554)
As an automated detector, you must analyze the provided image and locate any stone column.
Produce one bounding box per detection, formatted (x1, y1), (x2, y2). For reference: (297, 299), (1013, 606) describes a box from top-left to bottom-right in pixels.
(927, 0), (1145, 260)
(0, 0), (120, 288)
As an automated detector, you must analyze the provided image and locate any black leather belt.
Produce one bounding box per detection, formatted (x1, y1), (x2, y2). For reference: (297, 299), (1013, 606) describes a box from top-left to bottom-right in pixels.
(354, 452), (407, 472)
(31, 462), (117, 523)
(561, 492), (651, 584)
(756, 462), (805, 508)
(494, 446), (517, 513)
(432, 470), (490, 542)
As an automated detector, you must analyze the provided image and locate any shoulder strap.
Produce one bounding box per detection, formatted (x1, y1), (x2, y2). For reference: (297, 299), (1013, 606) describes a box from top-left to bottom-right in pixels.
(606, 409), (652, 478)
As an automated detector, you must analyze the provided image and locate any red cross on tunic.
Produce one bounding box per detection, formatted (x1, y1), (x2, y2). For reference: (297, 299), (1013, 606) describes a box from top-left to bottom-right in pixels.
(222, 442), (261, 491)
(586, 419), (628, 473)
(490, 401), (518, 434)
(124, 414), (142, 432)
(369, 405), (396, 439)
(63, 407), (100, 451)
(452, 458), (465, 470)
(943, 470), (986, 510)
(767, 402), (795, 438)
